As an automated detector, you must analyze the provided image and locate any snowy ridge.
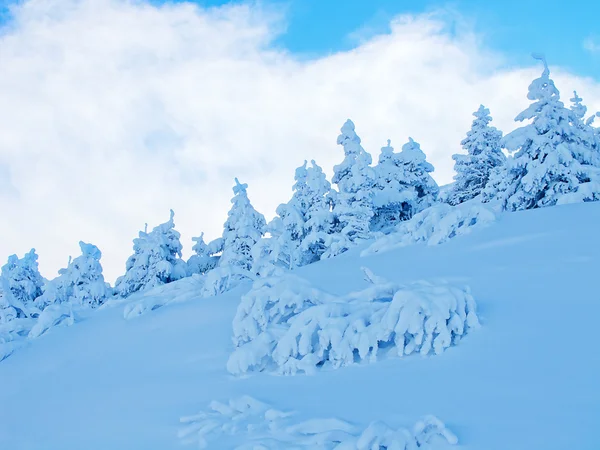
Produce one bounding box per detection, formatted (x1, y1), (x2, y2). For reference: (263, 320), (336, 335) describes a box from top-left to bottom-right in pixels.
(227, 271), (479, 375)
(179, 395), (457, 449)
(362, 202), (497, 256)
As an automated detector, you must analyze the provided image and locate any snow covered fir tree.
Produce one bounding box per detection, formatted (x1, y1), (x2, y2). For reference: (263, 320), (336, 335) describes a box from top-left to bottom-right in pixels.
(483, 55), (600, 209)
(0, 249), (44, 321)
(114, 210), (187, 297)
(35, 242), (111, 309)
(447, 105), (506, 205)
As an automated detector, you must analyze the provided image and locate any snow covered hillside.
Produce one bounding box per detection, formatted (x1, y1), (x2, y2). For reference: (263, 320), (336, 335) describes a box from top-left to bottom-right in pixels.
(1, 201), (599, 450)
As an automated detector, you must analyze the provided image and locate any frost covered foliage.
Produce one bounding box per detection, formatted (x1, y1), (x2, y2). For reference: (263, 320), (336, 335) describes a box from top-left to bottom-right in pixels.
(483, 56), (600, 210)
(447, 105), (506, 205)
(0, 249), (44, 321)
(179, 395), (457, 449)
(371, 139), (439, 231)
(363, 202), (497, 256)
(219, 178), (266, 273)
(328, 120), (375, 256)
(253, 160), (334, 277)
(35, 241), (111, 309)
(186, 233), (219, 276)
(227, 272), (479, 375)
(115, 210), (187, 298)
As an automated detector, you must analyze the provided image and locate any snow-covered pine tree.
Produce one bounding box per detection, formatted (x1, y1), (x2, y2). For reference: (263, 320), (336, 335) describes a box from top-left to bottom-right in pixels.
(186, 233), (219, 276)
(35, 241), (111, 308)
(0, 249), (44, 320)
(327, 119), (375, 256)
(114, 210), (187, 297)
(483, 55), (600, 209)
(569, 91), (600, 166)
(396, 137), (439, 215)
(219, 178), (266, 273)
(447, 105), (505, 205)
(253, 160), (334, 277)
(299, 160), (335, 264)
(371, 139), (423, 231)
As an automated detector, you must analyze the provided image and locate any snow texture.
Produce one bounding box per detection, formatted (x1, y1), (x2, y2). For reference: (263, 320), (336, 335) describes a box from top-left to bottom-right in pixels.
(227, 271), (479, 375)
(179, 395), (457, 449)
(114, 210), (187, 297)
(446, 105), (505, 206)
(362, 202), (497, 256)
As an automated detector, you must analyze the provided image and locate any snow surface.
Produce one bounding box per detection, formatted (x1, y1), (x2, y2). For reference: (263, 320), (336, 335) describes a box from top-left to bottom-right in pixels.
(1, 202), (600, 449)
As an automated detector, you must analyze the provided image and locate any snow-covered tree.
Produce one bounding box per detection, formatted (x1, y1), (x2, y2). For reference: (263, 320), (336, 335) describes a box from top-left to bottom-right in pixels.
(483, 55), (600, 210)
(253, 160), (334, 277)
(447, 105), (505, 205)
(36, 242), (111, 308)
(187, 233), (219, 276)
(0, 249), (44, 320)
(372, 139), (436, 231)
(219, 178), (266, 274)
(115, 210), (187, 297)
(396, 137), (439, 214)
(299, 160), (335, 264)
(328, 119), (375, 255)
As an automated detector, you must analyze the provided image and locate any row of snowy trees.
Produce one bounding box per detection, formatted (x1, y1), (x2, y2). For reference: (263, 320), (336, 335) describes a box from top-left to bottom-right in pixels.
(1, 56), (599, 322)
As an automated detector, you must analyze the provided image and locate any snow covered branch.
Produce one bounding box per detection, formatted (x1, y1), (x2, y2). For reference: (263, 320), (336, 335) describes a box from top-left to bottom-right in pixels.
(227, 272), (480, 376)
(179, 395), (458, 449)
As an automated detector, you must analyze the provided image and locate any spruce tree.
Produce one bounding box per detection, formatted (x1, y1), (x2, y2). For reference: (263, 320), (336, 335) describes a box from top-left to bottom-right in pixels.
(115, 210), (187, 297)
(0, 249), (44, 320)
(447, 105), (505, 205)
(483, 55), (600, 209)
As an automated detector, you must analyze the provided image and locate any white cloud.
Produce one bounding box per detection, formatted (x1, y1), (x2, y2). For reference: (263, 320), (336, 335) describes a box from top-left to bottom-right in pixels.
(0, 0), (599, 282)
(584, 35), (600, 54)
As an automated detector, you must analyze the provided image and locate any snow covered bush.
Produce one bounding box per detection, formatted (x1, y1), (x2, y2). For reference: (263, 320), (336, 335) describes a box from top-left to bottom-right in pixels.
(362, 202), (497, 256)
(371, 138), (439, 231)
(35, 241), (111, 309)
(115, 210), (187, 298)
(179, 395), (457, 449)
(483, 55), (600, 210)
(447, 105), (505, 206)
(186, 233), (219, 276)
(227, 271), (479, 375)
(0, 249), (44, 320)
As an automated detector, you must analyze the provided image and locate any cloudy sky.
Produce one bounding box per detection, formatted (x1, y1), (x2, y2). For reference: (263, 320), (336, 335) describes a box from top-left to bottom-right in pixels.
(0, 0), (599, 282)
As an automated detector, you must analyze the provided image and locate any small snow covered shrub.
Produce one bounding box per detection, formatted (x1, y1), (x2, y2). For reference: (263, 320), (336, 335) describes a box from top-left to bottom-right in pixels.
(227, 271), (479, 375)
(362, 202), (496, 256)
(179, 395), (457, 449)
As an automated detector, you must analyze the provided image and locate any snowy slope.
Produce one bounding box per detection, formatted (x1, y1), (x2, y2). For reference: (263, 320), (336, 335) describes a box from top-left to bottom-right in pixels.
(1, 203), (600, 450)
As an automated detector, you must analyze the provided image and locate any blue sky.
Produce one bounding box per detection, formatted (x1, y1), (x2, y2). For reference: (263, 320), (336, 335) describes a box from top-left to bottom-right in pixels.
(175, 0), (600, 78)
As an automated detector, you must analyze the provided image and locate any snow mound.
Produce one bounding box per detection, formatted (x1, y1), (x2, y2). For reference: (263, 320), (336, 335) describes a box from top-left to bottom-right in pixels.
(227, 272), (479, 375)
(0, 303), (79, 361)
(120, 275), (205, 319)
(179, 395), (457, 449)
(363, 202), (496, 256)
